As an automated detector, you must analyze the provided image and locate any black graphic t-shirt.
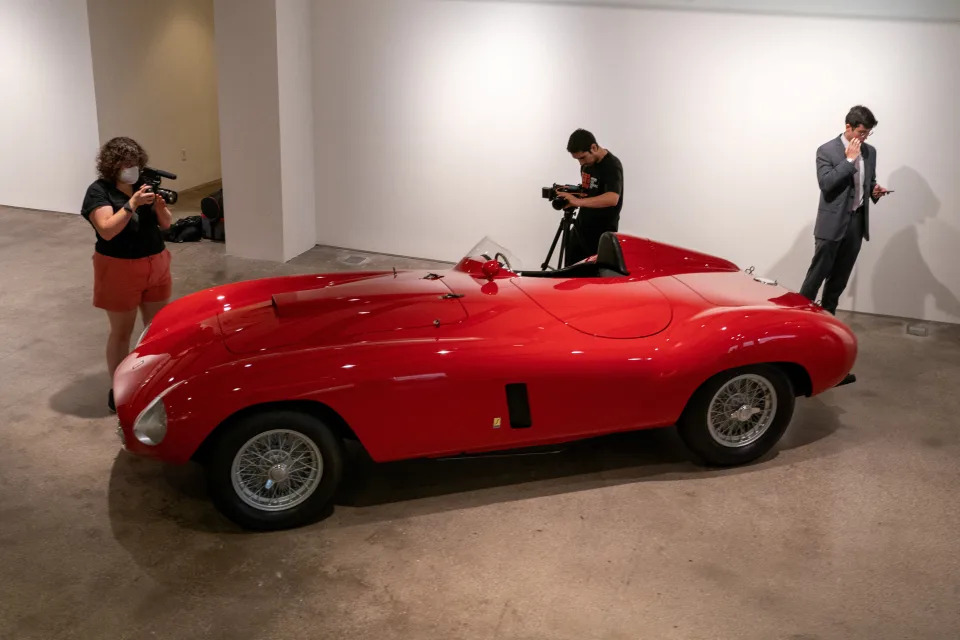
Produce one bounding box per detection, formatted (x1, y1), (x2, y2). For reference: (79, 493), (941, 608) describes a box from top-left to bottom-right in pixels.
(81, 179), (165, 259)
(577, 151), (624, 237)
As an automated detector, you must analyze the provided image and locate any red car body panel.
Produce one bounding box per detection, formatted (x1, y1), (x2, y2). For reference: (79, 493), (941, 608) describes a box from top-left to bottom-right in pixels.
(114, 234), (857, 465)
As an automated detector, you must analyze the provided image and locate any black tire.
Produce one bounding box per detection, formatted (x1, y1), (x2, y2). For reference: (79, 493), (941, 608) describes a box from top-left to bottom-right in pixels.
(205, 410), (344, 530)
(677, 364), (795, 466)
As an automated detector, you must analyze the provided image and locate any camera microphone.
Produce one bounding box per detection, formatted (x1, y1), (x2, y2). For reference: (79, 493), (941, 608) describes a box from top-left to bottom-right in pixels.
(146, 166), (177, 180)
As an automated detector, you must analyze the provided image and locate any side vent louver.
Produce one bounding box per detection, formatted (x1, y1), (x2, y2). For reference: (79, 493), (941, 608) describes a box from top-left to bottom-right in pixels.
(505, 383), (532, 429)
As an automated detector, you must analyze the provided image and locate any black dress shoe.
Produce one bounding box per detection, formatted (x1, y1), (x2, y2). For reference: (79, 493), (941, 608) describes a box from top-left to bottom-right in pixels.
(108, 389), (116, 413)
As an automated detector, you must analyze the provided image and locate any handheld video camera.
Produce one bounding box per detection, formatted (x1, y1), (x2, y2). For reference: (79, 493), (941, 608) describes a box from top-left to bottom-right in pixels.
(541, 183), (584, 211)
(142, 166), (179, 205)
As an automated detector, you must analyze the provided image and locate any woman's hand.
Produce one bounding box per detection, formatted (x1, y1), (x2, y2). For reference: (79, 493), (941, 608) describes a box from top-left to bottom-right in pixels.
(153, 193), (174, 230)
(153, 192), (170, 214)
(129, 184), (156, 209)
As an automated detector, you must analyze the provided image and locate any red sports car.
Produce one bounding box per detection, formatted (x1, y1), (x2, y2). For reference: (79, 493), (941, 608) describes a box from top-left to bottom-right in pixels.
(114, 232), (857, 530)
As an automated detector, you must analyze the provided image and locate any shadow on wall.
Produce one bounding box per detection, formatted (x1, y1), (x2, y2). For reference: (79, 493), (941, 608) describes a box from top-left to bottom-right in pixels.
(767, 222), (815, 293)
(767, 221), (868, 312)
(766, 167), (960, 323)
(870, 166), (960, 322)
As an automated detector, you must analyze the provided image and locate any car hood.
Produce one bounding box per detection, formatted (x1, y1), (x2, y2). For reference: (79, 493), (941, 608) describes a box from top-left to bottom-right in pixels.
(215, 270), (468, 354)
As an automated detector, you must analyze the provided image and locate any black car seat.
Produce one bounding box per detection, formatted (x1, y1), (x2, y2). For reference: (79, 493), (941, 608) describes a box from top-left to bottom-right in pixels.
(517, 231), (629, 279)
(595, 232), (629, 276)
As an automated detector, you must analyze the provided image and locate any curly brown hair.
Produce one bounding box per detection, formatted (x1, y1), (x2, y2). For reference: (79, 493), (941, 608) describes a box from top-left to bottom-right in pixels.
(95, 136), (149, 182)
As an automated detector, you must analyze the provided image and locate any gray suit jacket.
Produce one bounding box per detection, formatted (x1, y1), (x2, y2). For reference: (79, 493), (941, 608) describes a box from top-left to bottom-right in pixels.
(814, 136), (878, 242)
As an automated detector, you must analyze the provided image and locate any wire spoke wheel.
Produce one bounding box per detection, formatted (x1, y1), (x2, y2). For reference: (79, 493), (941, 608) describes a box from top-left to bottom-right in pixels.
(230, 429), (324, 511)
(706, 374), (777, 448)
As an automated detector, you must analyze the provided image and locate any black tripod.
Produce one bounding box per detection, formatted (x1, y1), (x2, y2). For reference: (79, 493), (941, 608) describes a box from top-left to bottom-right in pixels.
(541, 207), (578, 271)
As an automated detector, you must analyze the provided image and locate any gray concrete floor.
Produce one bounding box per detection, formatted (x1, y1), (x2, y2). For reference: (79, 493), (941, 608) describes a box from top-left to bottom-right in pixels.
(1, 195), (959, 640)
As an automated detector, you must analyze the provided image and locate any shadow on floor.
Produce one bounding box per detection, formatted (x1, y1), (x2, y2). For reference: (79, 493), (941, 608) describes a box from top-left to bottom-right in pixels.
(333, 394), (848, 514)
(48, 373), (113, 419)
(101, 395), (859, 594)
(106, 394), (850, 540)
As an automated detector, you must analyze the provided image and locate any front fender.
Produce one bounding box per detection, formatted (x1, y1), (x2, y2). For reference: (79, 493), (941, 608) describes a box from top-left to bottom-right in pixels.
(126, 347), (350, 464)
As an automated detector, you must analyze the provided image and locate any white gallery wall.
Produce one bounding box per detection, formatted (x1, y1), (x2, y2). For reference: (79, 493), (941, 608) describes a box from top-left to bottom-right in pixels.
(0, 0), (100, 214)
(312, 0), (960, 324)
(213, 0), (316, 263)
(214, 0), (285, 262)
(277, 0), (318, 262)
(86, 0), (221, 192)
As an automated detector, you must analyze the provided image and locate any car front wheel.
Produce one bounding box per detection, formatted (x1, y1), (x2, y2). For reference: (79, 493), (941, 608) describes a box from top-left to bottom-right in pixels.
(677, 365), (795, 466)
(205, 410), (343, 530)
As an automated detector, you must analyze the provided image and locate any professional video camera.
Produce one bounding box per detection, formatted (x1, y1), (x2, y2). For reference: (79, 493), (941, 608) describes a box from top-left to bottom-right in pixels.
(541, 183), (584, 211)
(142, 166), (179, 205)
(539, 183), (587, 271)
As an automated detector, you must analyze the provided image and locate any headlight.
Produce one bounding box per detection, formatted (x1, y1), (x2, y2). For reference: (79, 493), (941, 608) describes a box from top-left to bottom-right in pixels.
(133, 381), (183, 446)
(136, 323), (151, 347)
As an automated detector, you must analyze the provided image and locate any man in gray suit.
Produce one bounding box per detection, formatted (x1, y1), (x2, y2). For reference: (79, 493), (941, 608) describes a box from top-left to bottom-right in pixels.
(799, 105), (892, 314)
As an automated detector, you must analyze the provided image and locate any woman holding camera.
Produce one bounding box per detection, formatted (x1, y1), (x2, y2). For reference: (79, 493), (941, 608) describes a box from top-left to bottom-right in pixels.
(81, 136), (174, 412)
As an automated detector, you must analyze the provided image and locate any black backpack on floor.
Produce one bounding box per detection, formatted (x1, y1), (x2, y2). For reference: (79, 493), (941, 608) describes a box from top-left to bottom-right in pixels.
(162, 215), (203, 243)
(201, 188), (225, 242)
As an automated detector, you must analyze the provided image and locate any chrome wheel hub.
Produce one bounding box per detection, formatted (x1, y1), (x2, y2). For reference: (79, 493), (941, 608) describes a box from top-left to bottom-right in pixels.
(267, 464), (290, 486)
(231, 429), (323, 511)
(731, 403), (762, 422)
(707, 374), (777, 448)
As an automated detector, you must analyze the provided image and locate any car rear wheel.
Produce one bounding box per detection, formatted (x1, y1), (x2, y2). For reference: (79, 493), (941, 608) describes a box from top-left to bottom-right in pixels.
(205, 411), (343, 530)
(677, 365), (794, 466)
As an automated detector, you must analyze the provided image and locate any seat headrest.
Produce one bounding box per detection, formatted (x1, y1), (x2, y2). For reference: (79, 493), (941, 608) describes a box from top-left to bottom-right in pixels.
(596, 232), (628, 275)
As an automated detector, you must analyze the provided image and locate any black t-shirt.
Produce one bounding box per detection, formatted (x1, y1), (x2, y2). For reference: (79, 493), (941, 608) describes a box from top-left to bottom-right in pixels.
(81, 179), (165, 259)
(576, 151), (624, 236)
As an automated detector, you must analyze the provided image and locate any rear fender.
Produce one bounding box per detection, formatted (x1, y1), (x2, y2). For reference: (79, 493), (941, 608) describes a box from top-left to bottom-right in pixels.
(668, 307), (856, 399)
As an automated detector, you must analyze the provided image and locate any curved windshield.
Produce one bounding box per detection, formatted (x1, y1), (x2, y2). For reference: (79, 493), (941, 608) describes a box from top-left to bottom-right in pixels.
(461, 236), (523, 271)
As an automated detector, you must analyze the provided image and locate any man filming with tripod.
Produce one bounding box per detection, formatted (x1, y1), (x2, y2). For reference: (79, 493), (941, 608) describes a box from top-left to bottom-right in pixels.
(555, 129), (624, 266)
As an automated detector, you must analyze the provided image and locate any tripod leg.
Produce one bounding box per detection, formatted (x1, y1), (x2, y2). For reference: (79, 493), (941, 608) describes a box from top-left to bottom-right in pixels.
(541, 218), (565, 270)
(558, 227), (566, 269)
(559, 211), (575, 268)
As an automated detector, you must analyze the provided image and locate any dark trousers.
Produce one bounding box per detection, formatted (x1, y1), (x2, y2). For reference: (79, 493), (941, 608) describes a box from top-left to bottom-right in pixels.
(564, 225), (593, 267)
(799, 207), (865, 314)
(564, 222), (617, 267)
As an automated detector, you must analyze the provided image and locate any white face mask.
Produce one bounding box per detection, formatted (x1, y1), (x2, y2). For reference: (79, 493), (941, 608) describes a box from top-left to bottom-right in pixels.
(119, 166), (140, 184)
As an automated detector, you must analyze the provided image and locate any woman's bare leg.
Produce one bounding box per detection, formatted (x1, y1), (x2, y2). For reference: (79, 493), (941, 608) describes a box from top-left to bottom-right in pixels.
(139, 299), (168, 326)
(106, 308), (138, 377)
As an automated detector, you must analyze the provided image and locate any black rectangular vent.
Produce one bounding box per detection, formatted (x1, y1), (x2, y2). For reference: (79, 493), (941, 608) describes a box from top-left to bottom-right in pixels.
(505, 383), (532, 429)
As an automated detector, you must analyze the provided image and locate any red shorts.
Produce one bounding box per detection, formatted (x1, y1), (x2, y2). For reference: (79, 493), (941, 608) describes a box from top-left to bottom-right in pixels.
(92, 249), (172, 312)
